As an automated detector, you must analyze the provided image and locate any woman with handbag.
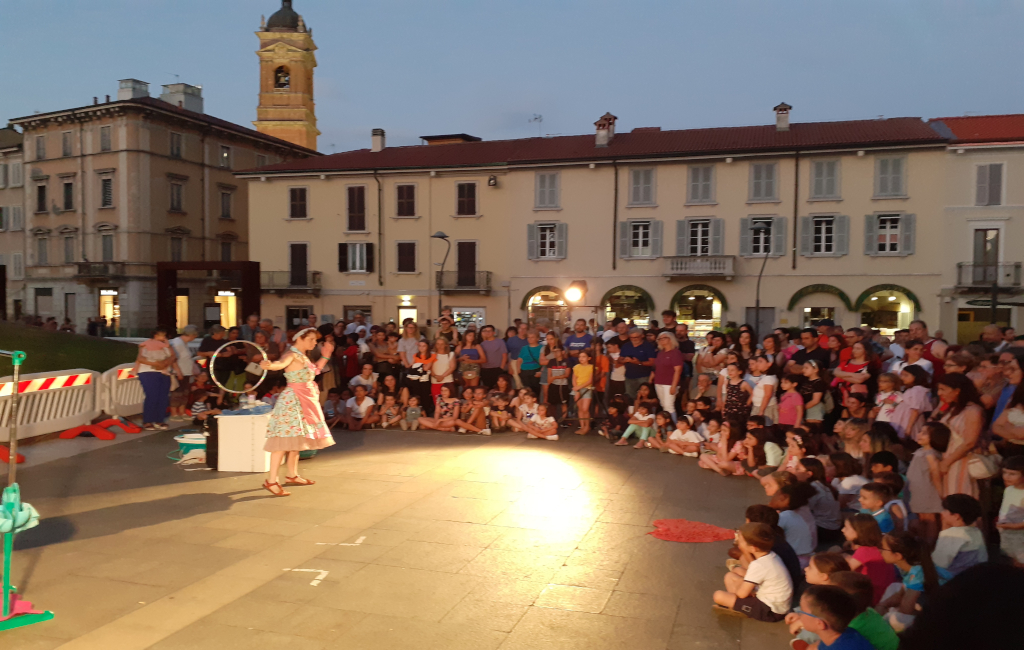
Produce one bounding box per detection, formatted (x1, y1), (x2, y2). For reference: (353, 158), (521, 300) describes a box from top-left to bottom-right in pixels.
(930, 373), (984, 498)
(456, 329), (487, 389)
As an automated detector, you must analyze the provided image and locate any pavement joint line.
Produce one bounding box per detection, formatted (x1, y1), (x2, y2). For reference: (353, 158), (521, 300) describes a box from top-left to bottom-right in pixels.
(315, 535), (366, 546)
(282, 568), (330, 586)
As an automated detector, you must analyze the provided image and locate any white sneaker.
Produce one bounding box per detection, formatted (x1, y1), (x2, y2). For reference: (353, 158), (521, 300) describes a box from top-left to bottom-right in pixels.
(458, 428), (467, 434)
(668, 449), (679, 455)
(546, 434), (559, 441)
(683, 451), (698, 458)
(480, 429), (492, 436)
(527, 433), (538, 439)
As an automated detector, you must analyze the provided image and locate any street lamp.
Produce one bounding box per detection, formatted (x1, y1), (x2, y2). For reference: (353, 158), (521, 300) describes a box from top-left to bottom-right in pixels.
(751, 222), (771, 335)
(431, 231), (451, 322)
(565, 280), (588, 305)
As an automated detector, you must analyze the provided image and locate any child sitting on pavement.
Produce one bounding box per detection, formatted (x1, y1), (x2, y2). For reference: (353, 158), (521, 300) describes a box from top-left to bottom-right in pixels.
(400, 395), (423, 430)
(712, 522), (793, 622)
(379, 394), (403, 429)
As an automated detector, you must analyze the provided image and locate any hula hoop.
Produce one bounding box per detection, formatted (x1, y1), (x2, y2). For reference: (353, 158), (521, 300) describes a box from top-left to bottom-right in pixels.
(209, 340), (269, 394)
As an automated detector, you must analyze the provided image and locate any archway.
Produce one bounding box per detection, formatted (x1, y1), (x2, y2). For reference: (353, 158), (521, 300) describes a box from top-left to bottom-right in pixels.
(669, 284), (726, 338)
(601, 285), (655, 328)
(788, 284), (852, 328)
(521, 285), (567, 331)
(854, 284), (920, 336)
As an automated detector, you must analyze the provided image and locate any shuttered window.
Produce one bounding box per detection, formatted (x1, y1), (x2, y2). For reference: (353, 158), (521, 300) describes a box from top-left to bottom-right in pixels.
(100, 126), (112, 152)
(876, 157), (906, 197)
(527, 222), (567, 260)
(347, 186), (366, 231)
(101, 178), (113, 207)
(618, 220), (663, 258)
(170, 182), (183, 211)
(169, 133), (182, 158)
(396, 242), (416, 272)
(64, 236), (75, 264)
(62, 132), (73, 157)
(289, 187), (307, 218)
(396, 184), (416, 216)
(101, 234), (114, 262)
(10, 162), (22, 187)
(170, 237), (183, 262)
(36, 238), (48, 265)
(340, 242), (374, 273)
(976, 163), (1003, 206)
(750, 163), (777, 201)
(864, 213), (915, 257)
(535, 172), (559, 208)
(811, 160), (839, 199)
(456, 182), (477, 215)
(63, 180), (74, 210)
(220, 191), (232, 218)
(688, 166), (714, 203)
(629, 169), (655, 205)
(10, 206), (23, 230)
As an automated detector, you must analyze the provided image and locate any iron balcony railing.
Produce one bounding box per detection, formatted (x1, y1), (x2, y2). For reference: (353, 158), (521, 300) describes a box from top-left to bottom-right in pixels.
(261, 270), (323, 292)
(956, 262), (1022, 288)
(663, 255), (735, 277)
(74, 262), (126, 278)
(436, 270), (492, 292)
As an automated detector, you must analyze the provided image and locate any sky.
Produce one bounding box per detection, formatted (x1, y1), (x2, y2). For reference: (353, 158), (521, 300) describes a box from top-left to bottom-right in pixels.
(1, 0), (1023, 153)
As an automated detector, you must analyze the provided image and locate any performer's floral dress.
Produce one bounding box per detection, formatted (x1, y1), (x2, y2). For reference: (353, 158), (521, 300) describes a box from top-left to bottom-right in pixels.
(264, 347), (336, 452)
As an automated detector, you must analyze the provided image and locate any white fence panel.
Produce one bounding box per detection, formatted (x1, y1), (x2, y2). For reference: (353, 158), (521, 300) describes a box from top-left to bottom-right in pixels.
(100, 364), (145, 418)
(0, 369), (101, 441)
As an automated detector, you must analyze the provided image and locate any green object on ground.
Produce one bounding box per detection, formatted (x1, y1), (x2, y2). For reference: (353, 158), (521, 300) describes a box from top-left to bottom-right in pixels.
(1, 484), (54, 631)
(0, 322), (137, 374)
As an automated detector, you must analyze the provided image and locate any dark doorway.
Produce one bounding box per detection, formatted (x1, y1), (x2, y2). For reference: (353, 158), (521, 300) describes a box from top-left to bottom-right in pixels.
(457, 241), (477, 287)
(290, 243), (308, 287)
(286, 306), (312, 328)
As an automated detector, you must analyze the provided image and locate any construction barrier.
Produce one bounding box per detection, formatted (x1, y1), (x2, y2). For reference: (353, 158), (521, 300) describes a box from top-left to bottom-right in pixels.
(99, 364), (144, 419)
(0, 369), (101, 442)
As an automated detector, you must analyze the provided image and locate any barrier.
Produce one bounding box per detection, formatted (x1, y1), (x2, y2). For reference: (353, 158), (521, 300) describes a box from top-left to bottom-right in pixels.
(99, 364), (144, 419)
(0, 369), (101, 442)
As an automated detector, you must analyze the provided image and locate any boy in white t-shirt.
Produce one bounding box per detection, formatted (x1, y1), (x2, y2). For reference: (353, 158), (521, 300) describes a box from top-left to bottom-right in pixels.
(713, 522), (793, 622)
(342, 384), (380, 431)
(997, 456), (1024, 565)
(663, 414), (706, 457)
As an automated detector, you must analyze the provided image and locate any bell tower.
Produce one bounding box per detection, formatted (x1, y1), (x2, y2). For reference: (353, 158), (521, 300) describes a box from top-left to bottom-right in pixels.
(254, 0), (319, 150)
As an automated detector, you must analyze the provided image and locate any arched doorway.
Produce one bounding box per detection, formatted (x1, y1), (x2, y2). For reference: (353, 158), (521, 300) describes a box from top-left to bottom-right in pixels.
(854, 284), (920, 336)
(788, 284), (852, 329)
(522, 285), (567, 331)
(670, 284), (725, 340)
(601, 285), (655, 328)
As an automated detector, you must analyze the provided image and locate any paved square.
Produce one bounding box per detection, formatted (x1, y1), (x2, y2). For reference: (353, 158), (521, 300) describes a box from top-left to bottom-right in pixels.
(5, 429), (792, 649)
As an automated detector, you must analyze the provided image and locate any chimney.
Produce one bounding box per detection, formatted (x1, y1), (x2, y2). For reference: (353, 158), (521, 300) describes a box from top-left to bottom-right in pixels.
(106, 95), (111, 102)
(371, 128), (386, 152)
(774, 102), (792, 132)
(117, 79), (149, 100)
(159, 83), (204, 113)
(93, 97), (98, 105)
(594, 112), (617, 148)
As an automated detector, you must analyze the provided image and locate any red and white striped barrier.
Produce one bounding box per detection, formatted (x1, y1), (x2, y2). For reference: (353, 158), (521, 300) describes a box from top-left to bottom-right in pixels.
(0, 369), (102, 441)
(0, 372), (92, 397)
(99, 364), (145, 419)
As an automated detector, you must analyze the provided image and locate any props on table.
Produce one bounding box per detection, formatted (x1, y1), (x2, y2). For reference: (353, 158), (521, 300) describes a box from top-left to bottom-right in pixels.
(209, 340), (269, 394)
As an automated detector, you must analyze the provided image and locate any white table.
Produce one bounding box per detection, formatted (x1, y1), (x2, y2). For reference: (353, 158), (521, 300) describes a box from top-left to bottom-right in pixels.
(215, 411), (271, 472)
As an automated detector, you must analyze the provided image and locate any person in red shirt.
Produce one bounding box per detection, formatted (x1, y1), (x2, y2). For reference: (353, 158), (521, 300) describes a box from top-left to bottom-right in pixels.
(335, 333), (362, 385)
(816, 319), (835, 349)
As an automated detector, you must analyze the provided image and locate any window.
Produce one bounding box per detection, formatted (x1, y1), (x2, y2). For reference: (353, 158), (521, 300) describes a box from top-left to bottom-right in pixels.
(811, 160), (839, 199)
(396, 184), (416, 217)
(347, 186), (366, 230)
(62, 132), (73, 157)
(256, 154), (268, 168)
(101, 177), (113, 207)
(535, 172), (559, 208)
(976, 163), (1003, 206)
(630, 221), (652, 257)
(812, 217), (834, 254)
(220, 241), (232, 262)
(527, 222), (567, 260)
(688, 166), (714, 203)
(0, 207), (5, 230)
(751, 217), (773, 255)
(10, 206), (22, 230)
(36, 184), (47, 213)
(865, 213), (915, 257)
(170, 182), (183, 211)
(35, 135), (45, 160)
(101, 234), (114, 262)
(11, 252), (23, 280)
(688, 219), (710, 256)
(63, 180), (74, 210)
(220, 191), (232, 219)
(538, 223), (557, 258)
(739, 216), (786, 258)
(876, 215), (900, 253)
(219, 146), (231, 169)
(289, 243), (308, 286)
(750, 163), (777, 201)
(169, 132), (182, 159)
(170, 237), (183, 262)
(10, 162), (22, 187)
(629, 168), (655, 205)
(876, 157), (905, 197)
(63, 236), (75, 264)
(396, 242), (416, 273)
(36, 238), (48, 266)
(339, 242), (374, 273)
(289, 187), (307, 218)
(100, 126), (112, 152)
(0, 164), (6, 189)
(456, 182), (477, 215)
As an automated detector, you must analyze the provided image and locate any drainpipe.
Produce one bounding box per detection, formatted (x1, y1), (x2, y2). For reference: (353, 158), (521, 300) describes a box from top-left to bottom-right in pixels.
(200, 129), (207, 261)
(791, 151), (799, 270)
(77, 112), (86, 261)
(611, 161), (619, 271)
(374, 170), (383, 287)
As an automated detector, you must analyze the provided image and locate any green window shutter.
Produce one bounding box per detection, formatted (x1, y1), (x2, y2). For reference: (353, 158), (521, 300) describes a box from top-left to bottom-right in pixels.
(771, 216), (787, 257)
(834, 215), (850, 256)
(901, 214), (916, 256)
(799, 216), (812, 256)
(555, 222), (568, 259)
(739, 217), (752, 257)
(618, 221), (630, 258)
(650, 220), (663, 258)
(864, 214), (878, 256)
(526, 223), (538, 260)
(676, 219), (688, 256)
(710, 218), (724, 255)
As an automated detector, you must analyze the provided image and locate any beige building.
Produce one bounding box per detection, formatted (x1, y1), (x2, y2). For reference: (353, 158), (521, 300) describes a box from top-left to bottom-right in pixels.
(0, 127), (25, 319)
(4, 80), (316, 333)
(241, 105), (971, 337)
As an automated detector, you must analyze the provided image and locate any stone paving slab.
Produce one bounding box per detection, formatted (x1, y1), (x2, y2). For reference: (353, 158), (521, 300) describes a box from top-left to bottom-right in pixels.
(2, 428), (791, 649)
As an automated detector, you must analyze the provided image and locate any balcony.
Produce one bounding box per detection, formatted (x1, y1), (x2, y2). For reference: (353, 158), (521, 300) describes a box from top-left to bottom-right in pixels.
(436, 270), (492, 294)
(261, 271), (322, 295)
(663, 255), (735, 279)
(956, 262), (1022, 289)
(75, 262), (126, 279)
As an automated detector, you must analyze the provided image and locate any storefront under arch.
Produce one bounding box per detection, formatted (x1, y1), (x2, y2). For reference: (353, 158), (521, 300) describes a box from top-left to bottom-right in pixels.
(854, 284), (920, 336)
(521, 285), (568, 330)
(788, 284), (853, 329)
(669, 284), (726, 339)
(602, 285), (655, 328)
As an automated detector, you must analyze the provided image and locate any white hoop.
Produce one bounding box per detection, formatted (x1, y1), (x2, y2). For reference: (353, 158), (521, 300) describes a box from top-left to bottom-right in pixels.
(209, 340), (269, 394)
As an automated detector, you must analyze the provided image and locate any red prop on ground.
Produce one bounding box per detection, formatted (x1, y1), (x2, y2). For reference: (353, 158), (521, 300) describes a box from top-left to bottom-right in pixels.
(648, 518), (736, 543)
(0, 447), (25, 464)
(59, 424), (116, 440)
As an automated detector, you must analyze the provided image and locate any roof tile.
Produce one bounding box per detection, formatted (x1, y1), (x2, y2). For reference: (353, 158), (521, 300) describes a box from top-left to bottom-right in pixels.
(928, 114), (1024, 144)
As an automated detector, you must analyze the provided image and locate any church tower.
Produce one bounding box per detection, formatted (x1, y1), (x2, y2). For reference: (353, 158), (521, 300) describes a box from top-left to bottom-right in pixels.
(254, 0), (320, 150)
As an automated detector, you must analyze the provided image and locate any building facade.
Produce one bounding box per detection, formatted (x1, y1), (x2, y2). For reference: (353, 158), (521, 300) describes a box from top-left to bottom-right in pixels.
(242, 106), (969, 337)
(0, 127), (25, 319)
(4, 80), (316, 333)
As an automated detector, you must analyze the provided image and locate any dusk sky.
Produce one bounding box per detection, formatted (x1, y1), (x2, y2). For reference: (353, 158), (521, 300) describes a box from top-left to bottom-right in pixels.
(2, 0), (1022, 153)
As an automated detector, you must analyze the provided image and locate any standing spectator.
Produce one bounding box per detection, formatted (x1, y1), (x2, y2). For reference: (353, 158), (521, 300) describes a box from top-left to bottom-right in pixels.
(430, 337), (457, 398)
(605, 338), (627, 403)
(787, 328), (832, 374)
(344, 311), (367, 335)
(518, 330), (544, 393)
(135, 326), (180, 431)
(59, 318), (76, 333)
(909, 319), (948, 383)
(931, 373), (984, 498)
(658, 309), (680, 334)
(601, 318), (629, 345)
(539, 332), (569, 415)
(259, 318), (287, 349)
(505, 322), (528, 388)
(435, 316), (461, 345)
(456, 329), (486, 388)
(564, 319), (593, 368)
(397, 321), (422, 371)
(653, 331), (684, 422)
(620, 327), (657, 398)
(168, 324), (199, 421)
(890, 339), (935, 379)
(479, 325), (508, 388)
(240, 313), (260, 341)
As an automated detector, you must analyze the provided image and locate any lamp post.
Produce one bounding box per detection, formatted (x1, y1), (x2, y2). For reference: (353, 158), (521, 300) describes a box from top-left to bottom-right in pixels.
(431, 231), (451, 323)
(751, 222), (771, 335)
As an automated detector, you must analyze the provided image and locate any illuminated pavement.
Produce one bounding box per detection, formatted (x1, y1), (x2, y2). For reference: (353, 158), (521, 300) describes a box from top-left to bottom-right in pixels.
(6, 429), (791, 649)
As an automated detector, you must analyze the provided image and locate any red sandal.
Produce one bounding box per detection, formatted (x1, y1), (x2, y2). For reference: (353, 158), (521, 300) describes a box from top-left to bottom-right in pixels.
(263, 480), (291, 497)
(284, 475), (315, 486)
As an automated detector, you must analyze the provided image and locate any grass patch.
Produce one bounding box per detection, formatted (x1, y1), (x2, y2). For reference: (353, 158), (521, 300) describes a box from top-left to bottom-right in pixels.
(0, 322), (138, 375)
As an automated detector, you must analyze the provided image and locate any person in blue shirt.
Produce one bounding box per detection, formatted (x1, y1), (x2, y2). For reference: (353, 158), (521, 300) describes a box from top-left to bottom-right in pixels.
(564, 319), (593, 368)
(858, 483), (895, 534)
(793, 585), (875, 650)
(619, 327), (657, 398)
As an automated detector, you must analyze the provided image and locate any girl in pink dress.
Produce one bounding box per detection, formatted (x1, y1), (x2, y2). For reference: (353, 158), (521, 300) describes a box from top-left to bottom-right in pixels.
(259, 328), (336, 497)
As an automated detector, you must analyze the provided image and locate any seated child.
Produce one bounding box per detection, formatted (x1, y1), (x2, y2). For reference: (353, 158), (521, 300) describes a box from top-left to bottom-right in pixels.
(830, 453), (870, 512)
(190, 390), (222, 421)
(662, 414), (706, 456)
(842, 513), (898, 607)
(872, 470), (908, 533)
(645, 411), (673, 451)
(455, 386), (491, 435)
(876, 531), (952, 633)
(401, 395), (423, 430)
(322, 387), (346, 428)
(997, 455), (1024, 566)
(614, 404), (655, 448)
(786, 553), (852, 645)
(516, 403), (558, 441)
(871, 373), (903, 423)
(858, 483), (895, 534)
(488, 394), (512, 432)
(698, 411), (723, 444)
(343, 384), (380, 431)
(379, 394), (403, 429)
(792, 585), (876, 650)
(772, 482), (819, 562)
(932, 493), (987, 576)
(600, 400), (629, 441)
(828, 572), (900, 650)
(713, 522), (793, 622)
(739, 505), (805, 594)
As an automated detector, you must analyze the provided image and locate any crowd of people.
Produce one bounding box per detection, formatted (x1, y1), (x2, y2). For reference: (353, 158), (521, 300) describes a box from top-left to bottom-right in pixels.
(128, 310), (1023, 645)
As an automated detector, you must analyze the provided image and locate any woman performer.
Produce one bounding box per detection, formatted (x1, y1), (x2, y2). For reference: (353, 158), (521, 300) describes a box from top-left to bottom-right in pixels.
(259, 327), (336, 497)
